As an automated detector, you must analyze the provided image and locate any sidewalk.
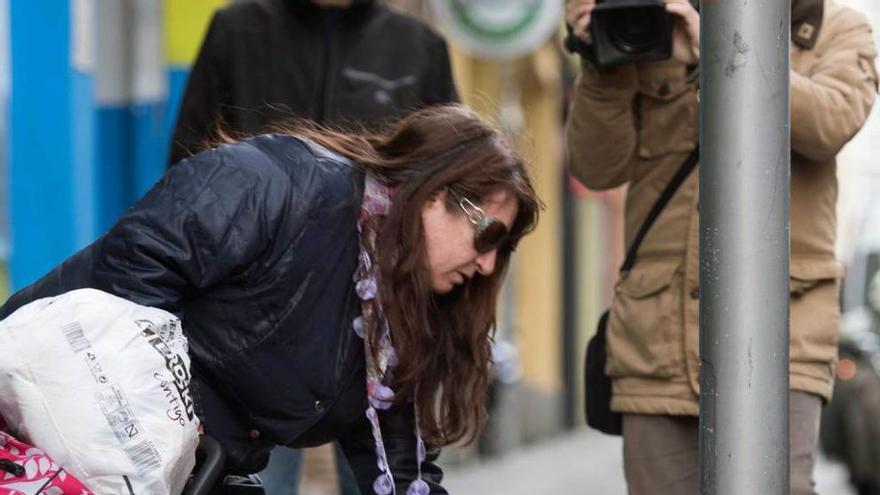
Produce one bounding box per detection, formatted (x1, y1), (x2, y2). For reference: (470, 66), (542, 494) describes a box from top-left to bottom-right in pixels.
(442, 428), (854, 494)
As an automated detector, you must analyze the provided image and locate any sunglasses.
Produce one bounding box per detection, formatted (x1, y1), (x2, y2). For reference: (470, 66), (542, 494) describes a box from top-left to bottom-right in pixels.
(457, 196), (510, 253)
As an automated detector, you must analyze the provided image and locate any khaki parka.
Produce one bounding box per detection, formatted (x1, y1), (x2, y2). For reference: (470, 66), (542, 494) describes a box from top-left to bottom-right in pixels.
(566, 0), (879, 415)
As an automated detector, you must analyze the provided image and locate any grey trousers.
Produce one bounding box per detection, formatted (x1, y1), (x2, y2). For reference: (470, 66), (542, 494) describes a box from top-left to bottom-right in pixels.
(622, 390), (822, 495)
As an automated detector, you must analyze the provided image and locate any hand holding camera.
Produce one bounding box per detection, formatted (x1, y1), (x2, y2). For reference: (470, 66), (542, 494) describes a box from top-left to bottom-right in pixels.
(666, 0), (699, 65)
(565, 0), (699, 67)
(565, 0), (597, 44)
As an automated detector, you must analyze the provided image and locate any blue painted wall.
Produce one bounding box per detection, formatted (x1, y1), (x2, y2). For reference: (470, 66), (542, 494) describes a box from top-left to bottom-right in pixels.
(9, 2), (98, 288)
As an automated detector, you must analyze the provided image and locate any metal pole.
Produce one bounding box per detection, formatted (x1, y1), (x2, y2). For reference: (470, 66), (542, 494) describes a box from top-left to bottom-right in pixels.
(699, 0), (791, 493)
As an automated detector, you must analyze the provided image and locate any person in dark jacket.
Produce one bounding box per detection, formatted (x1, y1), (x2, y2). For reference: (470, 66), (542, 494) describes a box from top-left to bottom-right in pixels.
(168, 0), (458, 165)
(0, 105), (540, 495)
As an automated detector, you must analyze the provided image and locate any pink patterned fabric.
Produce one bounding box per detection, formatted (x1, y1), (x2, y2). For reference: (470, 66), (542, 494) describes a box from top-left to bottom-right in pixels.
(0, 430), (95, 495)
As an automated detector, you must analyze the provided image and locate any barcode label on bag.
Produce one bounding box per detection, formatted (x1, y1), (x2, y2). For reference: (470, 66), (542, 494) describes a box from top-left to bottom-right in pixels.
(123, 440), (162, 476)
(61, 321), (91, 353)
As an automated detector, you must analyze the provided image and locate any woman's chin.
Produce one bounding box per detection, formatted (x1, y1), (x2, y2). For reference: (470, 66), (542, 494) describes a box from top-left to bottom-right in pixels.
(431, 279), (455, 295)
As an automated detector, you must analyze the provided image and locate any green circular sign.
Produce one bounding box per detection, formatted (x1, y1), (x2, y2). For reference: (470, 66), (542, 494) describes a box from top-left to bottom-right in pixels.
(431, 0), (563, 60)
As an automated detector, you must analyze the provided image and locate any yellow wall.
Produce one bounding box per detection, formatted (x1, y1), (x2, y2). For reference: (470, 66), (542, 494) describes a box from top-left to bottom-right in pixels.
(164, 0), (229, 66)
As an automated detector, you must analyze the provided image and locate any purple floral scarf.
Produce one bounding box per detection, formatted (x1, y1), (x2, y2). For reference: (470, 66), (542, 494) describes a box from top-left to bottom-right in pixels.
(354, 172), (429, 495)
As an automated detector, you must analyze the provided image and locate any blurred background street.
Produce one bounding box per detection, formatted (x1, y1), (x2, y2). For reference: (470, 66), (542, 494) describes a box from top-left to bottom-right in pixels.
(0, 0), (879, 494)
(444, 430), (855, 495)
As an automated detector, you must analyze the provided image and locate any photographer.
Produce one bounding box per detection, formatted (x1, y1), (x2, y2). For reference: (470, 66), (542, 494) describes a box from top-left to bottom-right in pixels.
(565, 0), (877, 493)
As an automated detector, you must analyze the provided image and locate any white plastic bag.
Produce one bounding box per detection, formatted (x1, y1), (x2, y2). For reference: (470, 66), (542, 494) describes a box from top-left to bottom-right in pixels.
(0, 288), (200, 495)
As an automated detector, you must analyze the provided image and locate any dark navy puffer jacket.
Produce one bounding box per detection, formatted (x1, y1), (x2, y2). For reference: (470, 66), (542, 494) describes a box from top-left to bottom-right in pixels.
(0, 135), (446, 493)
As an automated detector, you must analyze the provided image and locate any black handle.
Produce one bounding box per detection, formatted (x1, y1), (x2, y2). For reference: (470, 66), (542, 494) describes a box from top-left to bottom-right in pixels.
(184, 435), (226, 495)
(0, 458), (25, 477)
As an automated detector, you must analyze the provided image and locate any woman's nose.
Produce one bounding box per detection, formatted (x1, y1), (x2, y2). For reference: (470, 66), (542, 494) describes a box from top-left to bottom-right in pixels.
(475, 250), (498, 276)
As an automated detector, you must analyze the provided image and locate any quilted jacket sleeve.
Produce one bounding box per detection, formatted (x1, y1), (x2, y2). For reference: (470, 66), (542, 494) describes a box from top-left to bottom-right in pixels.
(0, 140), (294, 319)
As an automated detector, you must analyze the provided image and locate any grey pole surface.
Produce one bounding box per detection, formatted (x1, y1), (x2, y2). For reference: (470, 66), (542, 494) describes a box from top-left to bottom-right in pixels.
(699, 0), (791, 493)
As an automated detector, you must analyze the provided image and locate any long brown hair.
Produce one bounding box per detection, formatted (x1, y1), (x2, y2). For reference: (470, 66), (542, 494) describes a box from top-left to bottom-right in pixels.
(233, 105), (539, 445)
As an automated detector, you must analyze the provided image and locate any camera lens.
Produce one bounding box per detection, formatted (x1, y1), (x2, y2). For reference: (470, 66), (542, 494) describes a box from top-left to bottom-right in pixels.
(606, 8), (662, 54)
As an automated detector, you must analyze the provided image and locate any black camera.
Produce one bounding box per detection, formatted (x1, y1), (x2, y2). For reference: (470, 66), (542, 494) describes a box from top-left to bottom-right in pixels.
(566, 0), (673, 67)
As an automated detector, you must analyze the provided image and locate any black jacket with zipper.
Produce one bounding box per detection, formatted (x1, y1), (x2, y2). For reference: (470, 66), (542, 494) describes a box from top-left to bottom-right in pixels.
(169, 0), (458, 164)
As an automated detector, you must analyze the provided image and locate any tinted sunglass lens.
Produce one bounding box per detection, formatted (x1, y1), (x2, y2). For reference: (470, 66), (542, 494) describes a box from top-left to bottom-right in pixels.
(474, 218), (508, 253)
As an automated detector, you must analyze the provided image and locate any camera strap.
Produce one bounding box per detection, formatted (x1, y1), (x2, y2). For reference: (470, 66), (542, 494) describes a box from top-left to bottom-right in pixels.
(620, 146), (699, 273)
